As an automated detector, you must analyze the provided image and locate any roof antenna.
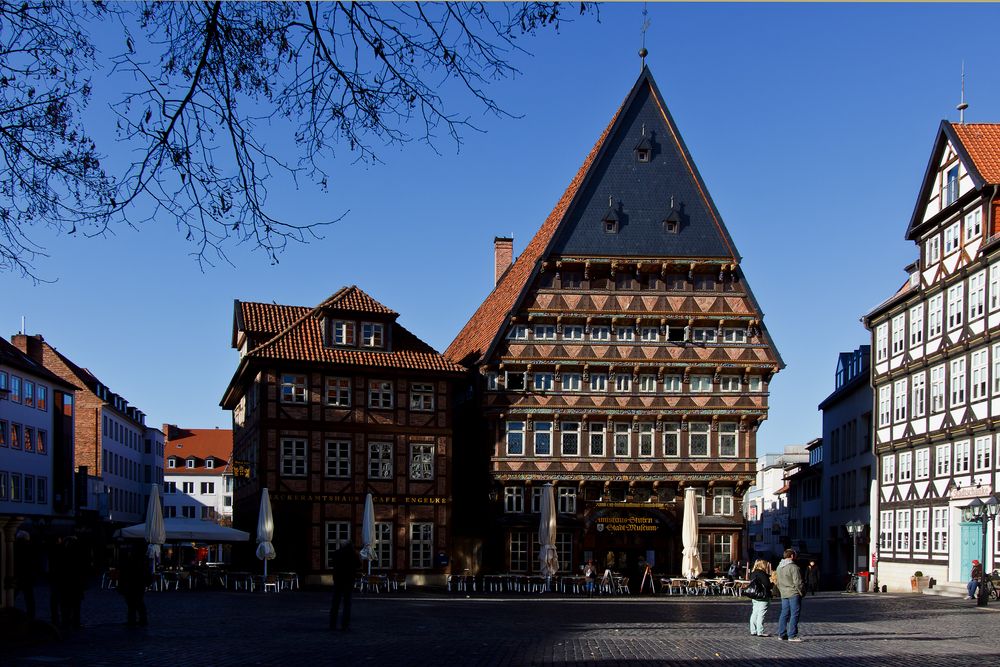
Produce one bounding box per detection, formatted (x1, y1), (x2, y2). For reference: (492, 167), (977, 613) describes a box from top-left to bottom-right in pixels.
(957, 60), (969, 124)
(20, 315), (25, 335)
(638, 2), (650, 69)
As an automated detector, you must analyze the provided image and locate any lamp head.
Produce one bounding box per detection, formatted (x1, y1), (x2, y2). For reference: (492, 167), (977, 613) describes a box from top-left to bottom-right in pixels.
(966, 497), (985, 521)
(986, 494), (1000, 519)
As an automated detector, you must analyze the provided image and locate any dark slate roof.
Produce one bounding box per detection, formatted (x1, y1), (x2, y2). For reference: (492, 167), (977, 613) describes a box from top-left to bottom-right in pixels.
(549, 72), (739, 259)
(0, 337), (78, 390)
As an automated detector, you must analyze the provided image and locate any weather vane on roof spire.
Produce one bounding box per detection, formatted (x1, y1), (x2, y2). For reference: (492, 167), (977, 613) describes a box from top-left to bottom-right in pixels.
(639, 3), (650, 69)
(957, 60), (969, 124)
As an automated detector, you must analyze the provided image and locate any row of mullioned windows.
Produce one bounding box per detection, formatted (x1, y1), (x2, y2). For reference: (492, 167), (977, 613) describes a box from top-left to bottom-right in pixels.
(500, 486), (734, 516)
(279, 374), (436, 411)
(0, 371), (49, 411)
(0, 470), (48, 504)
(489, 371), (763, 394)
(875, 343), (1000, 426)
(507, 324), (748, 344)
(324, 521), (433, 569)
(880, 435), (1000, 484)
(923, 205), (982, 267)
(503, 421), (740, 458)
(0, 420), (47, 454)
(875, 261), (1000, 362)
(279, 438), (436, 481)
(879, 507), (958, 555)
(327, 320), (386, 349)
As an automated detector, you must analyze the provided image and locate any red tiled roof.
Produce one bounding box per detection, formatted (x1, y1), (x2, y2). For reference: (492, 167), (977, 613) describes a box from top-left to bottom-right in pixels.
(164, 427), (233, 474)
(240, 301), (310, 336)
(319, 285), (398, 316)
(951, 123), (1000, 184)
(444, 107), (622, 366)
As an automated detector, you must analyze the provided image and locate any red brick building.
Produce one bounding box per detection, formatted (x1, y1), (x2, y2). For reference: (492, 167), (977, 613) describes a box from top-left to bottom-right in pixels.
(221, 286), (464, 584)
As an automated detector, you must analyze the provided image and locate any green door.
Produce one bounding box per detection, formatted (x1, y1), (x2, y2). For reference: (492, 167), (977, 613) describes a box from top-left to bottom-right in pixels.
(960, 522), (981, 580)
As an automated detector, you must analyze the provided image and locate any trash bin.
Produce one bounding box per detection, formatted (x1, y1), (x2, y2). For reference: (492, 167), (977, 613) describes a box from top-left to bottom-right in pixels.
(857, 571), (870, 593)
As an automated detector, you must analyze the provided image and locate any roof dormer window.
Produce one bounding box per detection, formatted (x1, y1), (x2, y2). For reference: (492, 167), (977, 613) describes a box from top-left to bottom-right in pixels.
(634, 124), (653, 163)
(636, 148), (650, 163)
(602, 196), (619, 234)
(361, 322), (384, 348)
(330, 320), (356, 347)
(664, 196), (681, 234)
(167, 458), (176, 469)
(206, 459), (215, 469)
(186, 459), (196, 469)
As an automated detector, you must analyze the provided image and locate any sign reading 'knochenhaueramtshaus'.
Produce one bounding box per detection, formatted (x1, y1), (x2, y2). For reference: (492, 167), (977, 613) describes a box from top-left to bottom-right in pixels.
(269, 492), (450, 505)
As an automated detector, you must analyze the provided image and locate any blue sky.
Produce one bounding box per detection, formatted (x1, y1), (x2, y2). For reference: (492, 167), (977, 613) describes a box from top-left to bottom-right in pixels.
(6, 3), (1000, 453)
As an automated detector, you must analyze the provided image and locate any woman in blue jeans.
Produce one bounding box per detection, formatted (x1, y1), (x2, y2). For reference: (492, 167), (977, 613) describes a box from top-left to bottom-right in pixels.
(748, 559), (773, 636)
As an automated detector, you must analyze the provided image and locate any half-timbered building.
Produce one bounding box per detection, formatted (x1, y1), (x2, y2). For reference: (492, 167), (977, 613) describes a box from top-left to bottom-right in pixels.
(447, 67), (783, 581)
(865, 122), (1000, 591)
(221, 286), (464, 584)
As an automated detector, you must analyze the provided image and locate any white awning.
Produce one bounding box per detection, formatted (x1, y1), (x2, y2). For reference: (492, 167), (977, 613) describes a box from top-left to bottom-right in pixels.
(117, 518), (250, 542)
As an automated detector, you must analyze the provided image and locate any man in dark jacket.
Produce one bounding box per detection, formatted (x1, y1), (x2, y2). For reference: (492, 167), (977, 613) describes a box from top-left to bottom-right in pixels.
(776, 549), (805, 641)
(118, 544), (152, 627)
(13, 531), (36, 620)
(330, 541), (361, 630)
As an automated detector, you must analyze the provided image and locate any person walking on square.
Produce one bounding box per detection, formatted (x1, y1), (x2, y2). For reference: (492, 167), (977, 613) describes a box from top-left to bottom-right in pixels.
(13, 531), (37, 620)
(805, 561), (820, 595)
(776, 549), (804, 641)
(967, 559), (982, 599)
(747, 559), (773, 637)
(118, 544), (151, 627)
(330, 541), (361, 631)
(56, 536), (86, 630)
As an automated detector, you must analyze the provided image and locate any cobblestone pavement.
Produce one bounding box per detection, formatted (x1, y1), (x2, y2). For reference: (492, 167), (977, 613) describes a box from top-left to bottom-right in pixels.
(4, 588), (998, 666)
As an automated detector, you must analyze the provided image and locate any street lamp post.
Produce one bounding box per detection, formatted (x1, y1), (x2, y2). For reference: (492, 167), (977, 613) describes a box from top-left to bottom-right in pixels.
(845, 520), (864, 591)
(962, 495), (1000, 608)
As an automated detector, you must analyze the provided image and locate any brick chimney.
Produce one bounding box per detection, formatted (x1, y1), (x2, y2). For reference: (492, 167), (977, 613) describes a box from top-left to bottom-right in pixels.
(11, 333), (45, 362)
(494, 236), (513, 286)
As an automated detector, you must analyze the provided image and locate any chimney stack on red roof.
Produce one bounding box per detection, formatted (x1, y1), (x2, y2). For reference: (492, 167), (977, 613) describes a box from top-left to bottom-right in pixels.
(10, 333), (44, 363)
(494, 236), (513, 286)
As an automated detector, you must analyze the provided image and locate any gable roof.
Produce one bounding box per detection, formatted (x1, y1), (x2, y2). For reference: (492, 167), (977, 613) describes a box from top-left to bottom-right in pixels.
(163, 426), (233, 475)
(445, 66), (745, 367)
(0, 337), (78, 390)
(906, 121), (1000, 240)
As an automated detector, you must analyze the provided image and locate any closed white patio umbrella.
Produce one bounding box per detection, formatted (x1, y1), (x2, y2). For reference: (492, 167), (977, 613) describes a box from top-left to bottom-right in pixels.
(256, 488), (276, 578)
(538, 482), (559, 589)
(144, 484), (166, 569)
(360, 493), (376, 575)
(681, 486), (702, 579)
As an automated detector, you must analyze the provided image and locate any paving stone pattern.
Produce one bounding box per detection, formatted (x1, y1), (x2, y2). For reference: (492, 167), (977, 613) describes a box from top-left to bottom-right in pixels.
(5, 588), (998, 666)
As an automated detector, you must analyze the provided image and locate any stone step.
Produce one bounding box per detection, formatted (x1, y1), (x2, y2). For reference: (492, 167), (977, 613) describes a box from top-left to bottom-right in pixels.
(921, 581), (969, 598)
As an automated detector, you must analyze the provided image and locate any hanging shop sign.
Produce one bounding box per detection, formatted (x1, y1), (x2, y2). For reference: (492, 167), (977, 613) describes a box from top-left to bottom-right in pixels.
(232, 460), (252, 479)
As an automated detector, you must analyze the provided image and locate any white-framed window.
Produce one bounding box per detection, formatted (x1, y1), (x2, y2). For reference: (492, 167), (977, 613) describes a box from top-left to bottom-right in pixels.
(325, 377), (352, 406)
(639, 375), (657, 392)
(410, 523), (433, 569)
(930, 364), (946, 412)
(613, 423), (631, 457)
(950, 357), (966, 406)
(719, 422), (738, 457)
(361, 322), (384, 348)
(370, 522), (392, 569)
(588, 423), (606, 457)
(534, 324), (556, 340)
(410, 443), (435, 480)
(966, 208), (983, 240)
(663, 422), (680, 457)
(690, 375), (713, 392)
(280, 374), (308, 404)
(723, 328), (746, 343)
(556, 533), (574, 575)
(561, 422), (580, 456)
(912, 372), (926, 418)
(913, 508), (929, 552)
(368, 442), (393, 479)
(530, 487), (543, 513)
(640, 327), (659, 342)
(898, 451), (912, 482)
(909, 303), (924, 347)
(614, 374), (631, 392)
(563, 325), (584, 340)
(995, 344), (1000, 395)
(748, 376), (763, 392)
(882, 453), (895, 483)
(713, 488), (734, 516)
(409, 383), (435, 411)
(893, 379), (907, 422)
(927, 294), (943, 338)
(692, 328), (717, 343)
(720, 376), (740, 392)
(504, 486), (524, 513)
(325, 440), (351, 478)
(534, 422), (552, 456)
(932, 507), (949, 553)
(557, 487), (576, 514)
(896, 509), (911, 551)
(368, 380), (394, 409)
(509, 532), (528, 571)
(693, 488), (706, 515)
(638, 423), (654, 457)
(944, 221), (961, 254)
(508, 325), (528, 340)
(486, 373), (498, 391)
(947, 284), (964, 330)
(616, 326), (635, 342)
(971, 349), (988, 401)
(506, 421), (525, 456)
(589, 373), (608, 392)
(689, 422), (710, 457)
(663, 375), (682, 392)
(280, 438), (307, 476)
(974, 436), (992, 471)
(324, 521), (351, 568)
(991, 264), (1000, 312)
(954, 440), (971, 474)
(891, 314), (905, 355)
(562, 373), (581, 391)
(331, 320), (356, 346)
(590, 326), (610, 341)
(533, 372), (554, 392)
(935, 443), (951, 477)
(926, 235), (941, 266)
(878, 385), (891, 427)
(915, 448), (930, 479)
(969, 271), (986, 321)
(880, 510), (894, 551)
(875, 323), (888, 362)
(505, 371), (525, 391)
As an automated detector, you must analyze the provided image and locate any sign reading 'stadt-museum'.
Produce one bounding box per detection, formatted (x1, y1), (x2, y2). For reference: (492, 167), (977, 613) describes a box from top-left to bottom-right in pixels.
(594, 516), (660, 533)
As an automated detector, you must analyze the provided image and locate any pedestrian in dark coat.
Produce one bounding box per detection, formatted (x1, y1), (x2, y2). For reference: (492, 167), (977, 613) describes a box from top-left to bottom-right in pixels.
(329, 541), (361, 630)
(118, 544), (152, 627)
(13, 531), (37, 620)
(806, 561), (820, 595)
(56, 536), (86, 629)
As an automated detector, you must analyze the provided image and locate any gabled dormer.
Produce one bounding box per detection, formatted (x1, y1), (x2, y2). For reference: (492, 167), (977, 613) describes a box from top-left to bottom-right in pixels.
(317, 285), (400, 352)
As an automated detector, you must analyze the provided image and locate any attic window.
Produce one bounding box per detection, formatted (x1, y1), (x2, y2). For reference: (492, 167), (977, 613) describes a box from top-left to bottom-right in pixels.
(206, 459), (215, 469)
(167, 459), (176, 469)
(665, 220), (678, 234)
(186, 459), (196, 469)
(604, 219), (618, 234)
(636, 148), (650, 163)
